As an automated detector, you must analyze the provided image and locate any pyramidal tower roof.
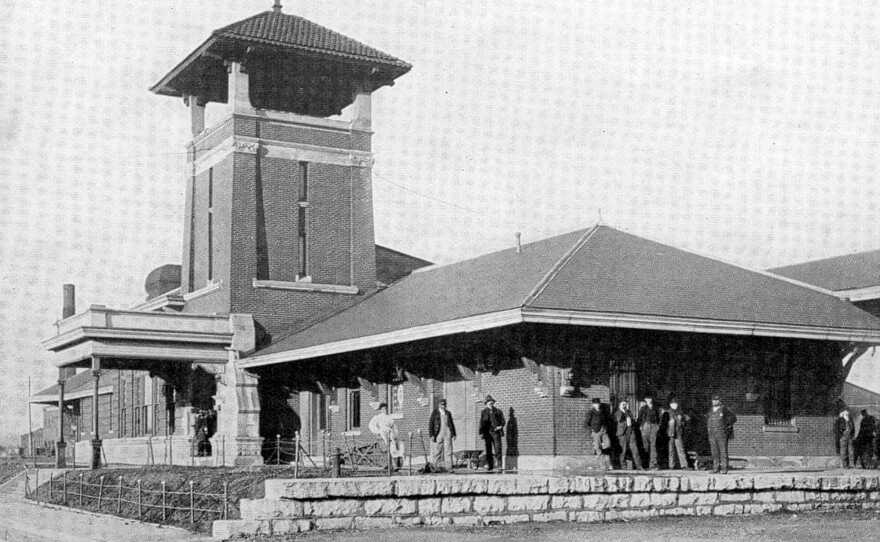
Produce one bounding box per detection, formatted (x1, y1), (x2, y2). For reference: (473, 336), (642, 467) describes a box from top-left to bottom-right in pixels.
(151, 3), (411, 101)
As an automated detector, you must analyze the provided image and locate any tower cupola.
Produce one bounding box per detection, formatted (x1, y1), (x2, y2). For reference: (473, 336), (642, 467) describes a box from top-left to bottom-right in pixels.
(149, 5), (410, 340)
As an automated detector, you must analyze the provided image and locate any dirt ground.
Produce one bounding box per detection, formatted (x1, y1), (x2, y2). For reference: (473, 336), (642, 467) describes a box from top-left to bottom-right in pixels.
(240, 509), (880, 542)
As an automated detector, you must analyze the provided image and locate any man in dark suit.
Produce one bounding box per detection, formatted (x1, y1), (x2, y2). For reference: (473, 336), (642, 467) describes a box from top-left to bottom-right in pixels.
(614, 400), (643, 470)
(707, 395), (737, 474)
(637, 393), (661, 469)
(428, 399), (457, 471)
(585, 398), (609, 455)
(479, 395), (505, 471)
(664, 396), (690, 470)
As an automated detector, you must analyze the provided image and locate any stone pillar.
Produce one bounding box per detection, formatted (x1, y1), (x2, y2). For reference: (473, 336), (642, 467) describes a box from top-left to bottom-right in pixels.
(55, 374), (66, 468)
(351, 83), (372, 132)
(91, 357), (102, 469)
(186, 95), (206, 136)
(226, 61), (252, 114)
(211, 314), (263, 466)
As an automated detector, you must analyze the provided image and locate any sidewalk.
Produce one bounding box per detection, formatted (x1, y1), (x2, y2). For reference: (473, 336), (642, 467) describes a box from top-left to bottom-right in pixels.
(0, 472), (208, 542)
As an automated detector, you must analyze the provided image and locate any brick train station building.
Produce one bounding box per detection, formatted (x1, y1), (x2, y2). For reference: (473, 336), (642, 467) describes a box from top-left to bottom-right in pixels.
(36, 4), (880, 470)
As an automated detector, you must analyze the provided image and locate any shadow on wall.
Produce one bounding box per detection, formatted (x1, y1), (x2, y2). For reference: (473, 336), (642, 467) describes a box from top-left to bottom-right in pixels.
(506, 407), (519, 457)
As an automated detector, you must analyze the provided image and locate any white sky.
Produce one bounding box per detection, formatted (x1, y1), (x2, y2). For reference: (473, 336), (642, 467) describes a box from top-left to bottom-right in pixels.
(1, 0), (879, 443)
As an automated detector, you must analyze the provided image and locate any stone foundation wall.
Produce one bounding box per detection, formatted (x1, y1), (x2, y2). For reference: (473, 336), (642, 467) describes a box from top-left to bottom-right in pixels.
(213, 472), (880, 540)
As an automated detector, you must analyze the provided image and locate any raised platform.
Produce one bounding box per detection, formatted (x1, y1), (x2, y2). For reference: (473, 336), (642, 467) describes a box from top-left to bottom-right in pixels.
(213, 470), (880, 540)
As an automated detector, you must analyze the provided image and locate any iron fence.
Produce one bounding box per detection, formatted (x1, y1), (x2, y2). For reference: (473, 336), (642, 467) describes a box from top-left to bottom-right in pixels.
(24, 467), (230, 525)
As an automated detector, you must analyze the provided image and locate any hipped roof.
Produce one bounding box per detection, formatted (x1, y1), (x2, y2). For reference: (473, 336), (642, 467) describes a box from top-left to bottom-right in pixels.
(245, 226), (880, 367)
(769, 249), (880, 292)
(151, 9), (410, 98)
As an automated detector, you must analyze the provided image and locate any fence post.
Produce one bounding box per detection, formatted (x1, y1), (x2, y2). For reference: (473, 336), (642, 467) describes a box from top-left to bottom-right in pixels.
(79, 472), (83, 506)
(332, 447), (341, 478)
(387, 443), (393, 476)
(293, 432), (300, 479)
(97, 475), (104, 510)
(161, 481), (166, 522)
(116, 476), (123, 514)
(189, 480), (194, 524)
(48, 472), (53, 502)
(137, 480), (142, 519)
(275, 434), (281, 465)
(35, 468), (39, 503)
(62, 471), (67, 504)
(222, 481), (228, 520)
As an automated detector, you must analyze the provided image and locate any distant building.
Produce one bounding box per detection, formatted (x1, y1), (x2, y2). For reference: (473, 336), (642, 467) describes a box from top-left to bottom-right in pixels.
(38, 3), (880, 470)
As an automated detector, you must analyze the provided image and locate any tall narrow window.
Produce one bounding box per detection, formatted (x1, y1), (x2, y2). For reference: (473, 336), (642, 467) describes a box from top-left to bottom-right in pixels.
(318, 393), (327, 430)
(298, 208), (307, 277)
(207, 168), (214, 282)
(298, 161), (308, 201)
(297, 162), (308, 278)
(347, 390), (361, 430)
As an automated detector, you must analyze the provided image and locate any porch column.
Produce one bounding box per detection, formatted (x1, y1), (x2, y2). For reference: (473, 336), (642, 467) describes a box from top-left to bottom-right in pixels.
(55, 373), (66, 468)
(91, 357), (102, 469)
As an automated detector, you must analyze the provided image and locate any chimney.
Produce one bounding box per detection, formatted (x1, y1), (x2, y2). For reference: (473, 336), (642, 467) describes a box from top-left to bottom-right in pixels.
(62, 284), (76, 319)
(515, 232), (522, 254)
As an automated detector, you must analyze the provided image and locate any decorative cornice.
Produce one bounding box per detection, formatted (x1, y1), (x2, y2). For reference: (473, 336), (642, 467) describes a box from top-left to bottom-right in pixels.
(192, 136), (373, 175)
(252, 278), (359, 295)
(52, 339), (230, 367)
(43, 327), (233, 351)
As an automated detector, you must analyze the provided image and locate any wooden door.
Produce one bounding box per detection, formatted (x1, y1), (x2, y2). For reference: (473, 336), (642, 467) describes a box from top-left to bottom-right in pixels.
(443, 380), (477, 451)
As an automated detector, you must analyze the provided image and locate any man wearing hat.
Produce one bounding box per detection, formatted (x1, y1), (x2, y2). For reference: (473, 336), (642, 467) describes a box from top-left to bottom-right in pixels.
(585, 398), (610, 458)
(664, 396), (690, 470)
(614, 400), (643, 470)
(637, 393), (661, 469)
(428, 399), (457, 472)
(707, 395), (737, 474)
(479, 395), (505, 471)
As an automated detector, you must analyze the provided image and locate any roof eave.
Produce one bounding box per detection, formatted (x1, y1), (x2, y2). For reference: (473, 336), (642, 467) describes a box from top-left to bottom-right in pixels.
(239, 307), (880, 369)
(149, 36), (218, 97)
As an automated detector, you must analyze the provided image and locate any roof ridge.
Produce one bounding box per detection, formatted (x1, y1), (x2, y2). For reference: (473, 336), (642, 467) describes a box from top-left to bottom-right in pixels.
(609, 225), (841, 299)
(521, 224), (601, 308)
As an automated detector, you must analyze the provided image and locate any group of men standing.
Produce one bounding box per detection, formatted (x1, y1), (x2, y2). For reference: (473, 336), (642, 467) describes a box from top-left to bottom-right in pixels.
(586, 393), (737, 473)
(836, 408), (878, 468)
(386, 392), (739, 474)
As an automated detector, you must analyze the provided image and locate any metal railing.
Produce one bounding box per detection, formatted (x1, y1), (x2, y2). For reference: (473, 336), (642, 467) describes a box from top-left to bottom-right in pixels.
(24, 467), (230, 525)
(258, 429), (437, 477)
